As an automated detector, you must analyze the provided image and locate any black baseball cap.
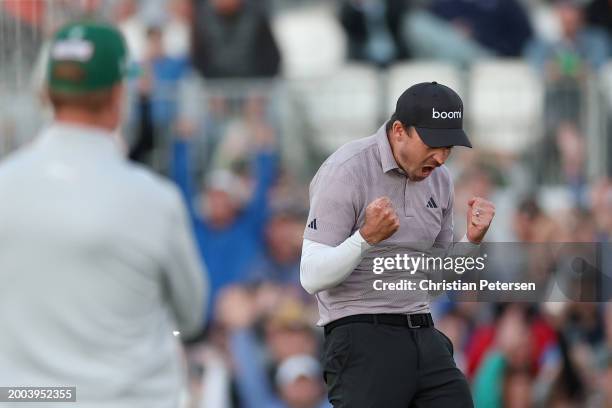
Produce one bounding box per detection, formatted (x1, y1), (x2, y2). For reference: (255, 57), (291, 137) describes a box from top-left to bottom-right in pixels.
(393, 82), (472, 148)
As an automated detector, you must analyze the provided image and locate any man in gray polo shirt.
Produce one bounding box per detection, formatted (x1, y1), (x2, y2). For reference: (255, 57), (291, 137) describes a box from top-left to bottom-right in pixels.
(300, 82), (495, 407)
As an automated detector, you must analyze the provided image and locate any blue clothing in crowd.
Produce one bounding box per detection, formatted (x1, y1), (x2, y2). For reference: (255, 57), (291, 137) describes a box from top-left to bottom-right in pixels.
(430, 0), (533, 57)
(149, 57), (190, 126)
(230, 329), (331, 408)
(172, 141), (277, 317)
(247, 252), (301, 287)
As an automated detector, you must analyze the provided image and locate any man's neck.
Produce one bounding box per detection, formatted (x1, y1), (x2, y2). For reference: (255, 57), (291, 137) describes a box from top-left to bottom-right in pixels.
(55, 112), (115, 132)
(385, 130), (410, 176)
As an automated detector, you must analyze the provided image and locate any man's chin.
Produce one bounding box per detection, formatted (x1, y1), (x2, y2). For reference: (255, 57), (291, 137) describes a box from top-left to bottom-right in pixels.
(408, 171), (431, 182)
(408, 174), (427, 182)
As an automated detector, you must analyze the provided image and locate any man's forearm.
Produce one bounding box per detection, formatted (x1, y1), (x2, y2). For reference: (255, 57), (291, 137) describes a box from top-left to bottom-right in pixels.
(300, 231), (370, 294)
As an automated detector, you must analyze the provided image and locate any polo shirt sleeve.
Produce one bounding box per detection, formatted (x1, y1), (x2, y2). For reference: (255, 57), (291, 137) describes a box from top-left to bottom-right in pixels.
(303, 164), (360, 247)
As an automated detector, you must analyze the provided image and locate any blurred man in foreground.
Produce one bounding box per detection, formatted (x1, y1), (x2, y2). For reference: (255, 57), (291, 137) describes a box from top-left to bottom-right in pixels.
(0, 21), (207, 407)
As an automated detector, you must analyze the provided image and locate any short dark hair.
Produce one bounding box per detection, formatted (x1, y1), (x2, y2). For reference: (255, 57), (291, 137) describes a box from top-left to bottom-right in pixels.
(386, 112), (408, 133)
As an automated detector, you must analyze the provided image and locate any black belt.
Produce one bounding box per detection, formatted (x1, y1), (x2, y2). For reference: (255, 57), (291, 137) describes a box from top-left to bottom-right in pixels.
(324, 313), (434, 336)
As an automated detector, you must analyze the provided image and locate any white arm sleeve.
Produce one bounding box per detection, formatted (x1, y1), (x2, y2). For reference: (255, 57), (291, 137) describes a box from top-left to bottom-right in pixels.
(300, 231), (371, 295)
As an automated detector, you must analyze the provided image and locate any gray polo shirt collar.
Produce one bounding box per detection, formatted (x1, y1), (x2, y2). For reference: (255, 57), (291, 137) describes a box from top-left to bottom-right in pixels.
(376, 125), (401, 174)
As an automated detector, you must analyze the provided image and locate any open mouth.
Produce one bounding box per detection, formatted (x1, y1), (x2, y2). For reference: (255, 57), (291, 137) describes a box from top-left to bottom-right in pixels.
(421, 166), (435, 176)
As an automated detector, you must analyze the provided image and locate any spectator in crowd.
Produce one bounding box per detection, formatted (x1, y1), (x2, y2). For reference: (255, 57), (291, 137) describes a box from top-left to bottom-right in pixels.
(142, 26), (189, 133)
(172, 124), (278, 319)
(247, 202), (307, 289)
(405, 0), (532, 67)
(591, 354), (612, 407)
(472, 305), (536, 407)
(192, 0), (281, 78)
(116, 0), (192, 63)
(128, 25), (190, 165)
(338, 0), (411, 67)
(125, 26), (189, 168)
(466, 304), (557, 380)
(591, 178), (612, 241)
(586, 0), (612, 54)
(115, 0), (147, 62)
(513, 197), (561, 243)
(428, 0), (533, 57)
(217, 287), (329, 408)
(556, 122), (587, 199)
(164, 0), (193, 59)
(523, 303), (610, 407)
(128, 57), (155, 164)
(263, 298), (320, 364)
(1, 0), (45, 80)
(526, 0), (609, 135)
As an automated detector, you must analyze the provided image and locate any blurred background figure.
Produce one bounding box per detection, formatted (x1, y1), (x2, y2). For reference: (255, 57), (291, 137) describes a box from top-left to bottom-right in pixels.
(405, 0), (532, 67)
(526, 0), (610, 185)
(338, 0), (411, 68)
(116, 0), (192, 63)
(172, 122), (278, 322)
(213, 286), (329, 408)
(526, 0), (609, 102)
(127, 24), (190, 165)
(586, 0), (612, 56)
(192, 0), (281, 79)
(246, 202), (307, 290)
(513, 197), (562, 243)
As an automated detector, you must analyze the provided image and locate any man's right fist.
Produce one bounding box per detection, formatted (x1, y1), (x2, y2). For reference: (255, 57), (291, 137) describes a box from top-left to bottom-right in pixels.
(359, 197), (400, 245)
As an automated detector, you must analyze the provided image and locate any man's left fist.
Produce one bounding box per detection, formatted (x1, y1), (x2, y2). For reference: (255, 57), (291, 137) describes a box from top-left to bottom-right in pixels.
(466, 197), (495, 244)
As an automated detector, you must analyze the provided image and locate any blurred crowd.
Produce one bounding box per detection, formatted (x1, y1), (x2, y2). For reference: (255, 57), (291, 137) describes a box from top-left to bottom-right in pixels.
(1, 0), (612, 407)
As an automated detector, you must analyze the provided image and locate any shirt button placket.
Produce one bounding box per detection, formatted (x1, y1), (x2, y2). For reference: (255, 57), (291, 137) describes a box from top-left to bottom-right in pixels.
(403, 173), (413, 217)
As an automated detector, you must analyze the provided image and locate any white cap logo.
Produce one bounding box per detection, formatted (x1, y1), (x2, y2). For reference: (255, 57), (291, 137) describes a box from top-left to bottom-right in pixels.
(432, 108), (462, 119)
(52, 39), (94, 61)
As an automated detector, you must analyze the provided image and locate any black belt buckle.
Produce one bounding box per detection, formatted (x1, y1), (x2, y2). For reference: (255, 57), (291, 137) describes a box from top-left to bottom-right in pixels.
(407, 315), (421, 329)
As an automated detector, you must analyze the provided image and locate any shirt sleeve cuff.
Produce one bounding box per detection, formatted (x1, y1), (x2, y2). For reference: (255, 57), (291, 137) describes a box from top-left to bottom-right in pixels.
(353, 230), (372, 251)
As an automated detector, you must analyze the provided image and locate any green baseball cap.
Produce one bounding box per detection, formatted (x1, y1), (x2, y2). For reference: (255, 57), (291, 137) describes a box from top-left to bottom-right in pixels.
(47, 21), (128, 93)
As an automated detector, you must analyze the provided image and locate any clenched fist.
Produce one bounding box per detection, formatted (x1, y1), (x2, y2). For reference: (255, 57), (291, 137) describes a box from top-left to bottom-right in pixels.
(359, 197), (400, 245)
(466, 197), (495, 244)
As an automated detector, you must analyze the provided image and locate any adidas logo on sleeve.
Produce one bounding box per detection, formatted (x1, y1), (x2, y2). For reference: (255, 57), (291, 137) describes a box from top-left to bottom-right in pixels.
(307, 219), (317, 230)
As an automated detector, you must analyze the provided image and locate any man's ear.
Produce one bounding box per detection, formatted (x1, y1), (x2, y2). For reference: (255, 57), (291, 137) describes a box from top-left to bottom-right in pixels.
(391, 121), (404, 141)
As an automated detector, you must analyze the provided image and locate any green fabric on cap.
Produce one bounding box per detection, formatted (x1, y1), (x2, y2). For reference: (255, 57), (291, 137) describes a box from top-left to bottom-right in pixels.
(48, 21), (128, 93)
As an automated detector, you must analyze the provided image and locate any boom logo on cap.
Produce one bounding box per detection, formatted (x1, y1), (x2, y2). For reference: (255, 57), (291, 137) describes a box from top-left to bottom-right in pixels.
(432, 108), (462, 120)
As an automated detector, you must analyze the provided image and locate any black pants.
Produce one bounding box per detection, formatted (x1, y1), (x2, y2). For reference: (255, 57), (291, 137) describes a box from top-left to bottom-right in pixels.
(322, 322), (473, 408)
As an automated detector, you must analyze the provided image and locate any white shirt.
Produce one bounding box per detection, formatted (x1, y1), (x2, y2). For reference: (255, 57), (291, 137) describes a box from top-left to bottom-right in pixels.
(0, 123), (207, 408)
